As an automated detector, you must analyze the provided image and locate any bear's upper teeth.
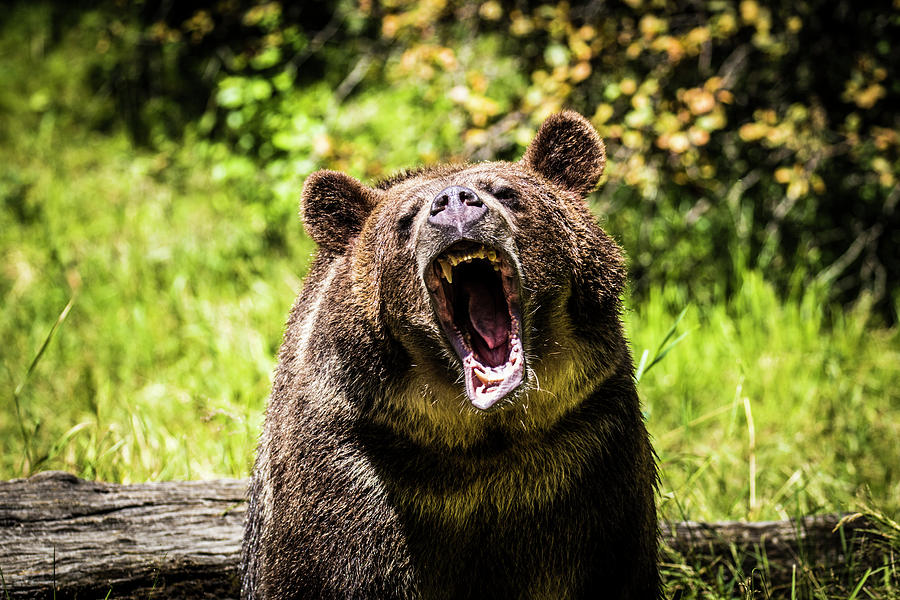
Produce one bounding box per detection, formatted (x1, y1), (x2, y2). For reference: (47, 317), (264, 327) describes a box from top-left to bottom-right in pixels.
(440, 246), (501, 274)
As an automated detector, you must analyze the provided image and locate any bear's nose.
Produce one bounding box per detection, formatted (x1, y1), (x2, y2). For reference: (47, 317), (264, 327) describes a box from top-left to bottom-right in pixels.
(428, 186), (487, 234)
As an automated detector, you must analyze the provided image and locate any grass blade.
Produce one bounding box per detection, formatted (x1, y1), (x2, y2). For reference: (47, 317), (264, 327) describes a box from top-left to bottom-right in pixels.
(11, 295), (76, 470)
(635, 308), (690, 384)
(13, 295), (76, 399)
(847, 568), (872, 600)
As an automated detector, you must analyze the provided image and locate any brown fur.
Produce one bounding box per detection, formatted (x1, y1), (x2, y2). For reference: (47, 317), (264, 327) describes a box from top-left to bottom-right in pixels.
(242, 112), (660, 599)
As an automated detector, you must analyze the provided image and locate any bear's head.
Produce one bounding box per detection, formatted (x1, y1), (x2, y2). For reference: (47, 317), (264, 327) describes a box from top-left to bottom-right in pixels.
(300, 112), (628, 440)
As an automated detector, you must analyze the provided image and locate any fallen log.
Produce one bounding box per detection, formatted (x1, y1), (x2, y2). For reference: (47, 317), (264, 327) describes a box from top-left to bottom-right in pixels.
(0, 471), (890, 599)
(0, 471), (245, 599)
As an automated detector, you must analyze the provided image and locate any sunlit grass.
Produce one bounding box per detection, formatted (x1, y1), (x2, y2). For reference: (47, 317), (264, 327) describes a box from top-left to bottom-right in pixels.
(1, 120), (314, 481)
(629, 279), (900, 522)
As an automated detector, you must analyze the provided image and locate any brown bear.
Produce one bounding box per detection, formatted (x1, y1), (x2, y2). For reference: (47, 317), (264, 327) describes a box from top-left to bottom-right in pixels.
(241, 111), (660, 599)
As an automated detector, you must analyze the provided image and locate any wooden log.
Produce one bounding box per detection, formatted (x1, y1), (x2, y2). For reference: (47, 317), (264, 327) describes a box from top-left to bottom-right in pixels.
(0, 472), (889, 599)
(0, 471), (245, 599)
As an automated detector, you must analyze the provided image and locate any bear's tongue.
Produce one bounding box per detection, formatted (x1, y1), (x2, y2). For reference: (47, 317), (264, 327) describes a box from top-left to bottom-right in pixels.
(461, 278), (508, 353)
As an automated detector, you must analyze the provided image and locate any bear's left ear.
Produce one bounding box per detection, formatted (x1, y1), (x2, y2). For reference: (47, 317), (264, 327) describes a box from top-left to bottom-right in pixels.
(521, 111), (606, 196)
(301, 170), (380, 253)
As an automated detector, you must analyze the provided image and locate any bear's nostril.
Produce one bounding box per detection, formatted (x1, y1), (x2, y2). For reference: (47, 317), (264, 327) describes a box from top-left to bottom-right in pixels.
(431, 194), (450, 215)
(460, 191), (482, 207)
(428, 186), (487, 233)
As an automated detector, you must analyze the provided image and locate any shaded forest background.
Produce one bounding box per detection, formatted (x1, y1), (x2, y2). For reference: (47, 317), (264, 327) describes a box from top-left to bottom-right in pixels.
(28, 0), (900, 311)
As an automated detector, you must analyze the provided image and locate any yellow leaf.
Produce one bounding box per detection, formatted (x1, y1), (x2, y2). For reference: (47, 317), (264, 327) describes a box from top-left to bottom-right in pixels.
(854, 84), (885, 109)
(713, 13), (737, 36)
(684, 88), (716, 115)
(872, 157), (890, 173)
(468, 71), (488, 93)
(569, 37), (592, 61)
(448, 86), (469, 104)
(312, 134), (332, 157)
(668, 132), (690, 153)
(740, 0), (759, 23)
(812, 175), (826, 194)
(570, 62), (592, 83)
(382, 15), (400, 38)
(639, 15), (666, 38)
(631, 94), (650, 110)
(774, 167), (792, 184)
(464, 128), (488, 146)
(510, 14), (533, 36)
(479, 1), (502, 21)
(593, 103), (615, 125)
(623, 130), (644, 149)
(787, 178), (808, 200)
(626, 41), (643, 59)
(688, 127), (710, 146)
(716, 89), (734, 104)
(766, 124), (791, 145)
(437, 47), (458, 70)
(651, 36), (684, 62)
(704, 77), (723, 92)
(686, 27), (710, 47)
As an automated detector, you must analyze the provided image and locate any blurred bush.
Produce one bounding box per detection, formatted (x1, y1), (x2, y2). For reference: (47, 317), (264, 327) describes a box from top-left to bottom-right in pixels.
(29, 0), (900, 318)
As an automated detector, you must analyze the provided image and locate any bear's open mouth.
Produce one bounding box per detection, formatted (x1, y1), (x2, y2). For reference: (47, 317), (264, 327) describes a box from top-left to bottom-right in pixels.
(425, 241), (525, 410)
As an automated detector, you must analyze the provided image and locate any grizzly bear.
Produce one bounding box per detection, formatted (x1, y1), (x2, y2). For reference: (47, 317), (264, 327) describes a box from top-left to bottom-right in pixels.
(241, 111), (659, 599)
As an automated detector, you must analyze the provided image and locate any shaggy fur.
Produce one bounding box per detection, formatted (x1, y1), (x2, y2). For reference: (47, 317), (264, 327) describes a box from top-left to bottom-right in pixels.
(241, 111), (660, 599)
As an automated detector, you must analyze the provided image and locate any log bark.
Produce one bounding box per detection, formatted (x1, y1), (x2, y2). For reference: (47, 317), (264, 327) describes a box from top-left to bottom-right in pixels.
(0, 471), (245, 599)
(0, 472), (888, 599)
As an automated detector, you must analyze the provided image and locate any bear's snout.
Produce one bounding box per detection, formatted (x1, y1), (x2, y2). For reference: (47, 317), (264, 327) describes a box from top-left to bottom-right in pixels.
(427, 185), (487, 235)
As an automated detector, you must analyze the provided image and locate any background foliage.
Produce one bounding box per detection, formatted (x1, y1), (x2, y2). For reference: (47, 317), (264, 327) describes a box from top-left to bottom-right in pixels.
(99, 0), (900, 312)
(1, 1), (899, 596)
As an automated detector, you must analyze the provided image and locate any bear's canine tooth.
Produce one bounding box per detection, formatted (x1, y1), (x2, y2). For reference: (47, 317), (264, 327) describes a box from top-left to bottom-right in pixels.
(439, 259), (453, 283)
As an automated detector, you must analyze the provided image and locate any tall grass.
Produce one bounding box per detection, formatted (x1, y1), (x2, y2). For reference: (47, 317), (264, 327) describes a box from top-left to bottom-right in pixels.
(629, 279), (900, 522)
(1, 124), (315, 481)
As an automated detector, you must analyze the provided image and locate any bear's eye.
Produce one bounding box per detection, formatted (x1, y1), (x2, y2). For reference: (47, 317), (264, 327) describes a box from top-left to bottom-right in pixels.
(396, 209), (417, 240)
(492, 186), (522, 211)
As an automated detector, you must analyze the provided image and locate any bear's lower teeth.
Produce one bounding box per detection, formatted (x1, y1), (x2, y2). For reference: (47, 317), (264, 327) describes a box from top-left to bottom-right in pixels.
(463, 334), (524, 410)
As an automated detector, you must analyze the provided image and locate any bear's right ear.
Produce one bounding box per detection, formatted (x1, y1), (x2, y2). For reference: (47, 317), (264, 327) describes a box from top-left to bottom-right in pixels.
(301, 170), (380, 252)
(521, 111), (606, 197)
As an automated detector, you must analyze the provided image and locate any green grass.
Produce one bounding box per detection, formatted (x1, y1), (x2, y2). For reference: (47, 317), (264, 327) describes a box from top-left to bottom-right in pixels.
(1, 133), (295, 481)
(630, 279), (900, 523)
(1, 5), (898, 597)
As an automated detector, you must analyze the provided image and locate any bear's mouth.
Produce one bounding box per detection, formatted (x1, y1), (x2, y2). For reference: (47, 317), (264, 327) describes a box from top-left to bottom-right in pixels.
(425, 241), (525, 410)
